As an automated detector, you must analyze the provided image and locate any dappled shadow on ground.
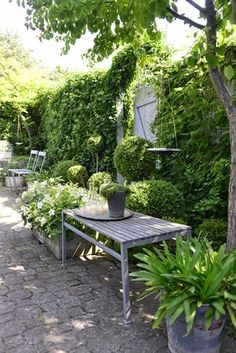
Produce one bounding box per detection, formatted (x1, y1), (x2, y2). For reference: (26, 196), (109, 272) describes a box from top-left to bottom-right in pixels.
(0, 237), (168, 352)
(0, 186), (234, 353)
(0, 187), (20, 221)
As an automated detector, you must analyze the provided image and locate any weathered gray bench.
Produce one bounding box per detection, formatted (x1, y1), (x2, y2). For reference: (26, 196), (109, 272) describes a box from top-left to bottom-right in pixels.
(61, 210), (191, 323)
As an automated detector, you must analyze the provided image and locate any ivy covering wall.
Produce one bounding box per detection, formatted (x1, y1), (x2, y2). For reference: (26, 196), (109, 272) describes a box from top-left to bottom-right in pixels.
(35, 46), (139, 174)
(152, 43), (231, 228)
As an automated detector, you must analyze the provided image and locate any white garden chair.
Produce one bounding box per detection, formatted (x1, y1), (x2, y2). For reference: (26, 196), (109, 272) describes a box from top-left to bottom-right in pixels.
(8, 150), (46, 192)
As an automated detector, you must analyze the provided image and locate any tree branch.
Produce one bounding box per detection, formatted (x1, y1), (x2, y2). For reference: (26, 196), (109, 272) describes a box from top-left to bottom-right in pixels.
(166, 7), (205, 29)
(208, 67), (232, 109)
(185, 0), (206, 15)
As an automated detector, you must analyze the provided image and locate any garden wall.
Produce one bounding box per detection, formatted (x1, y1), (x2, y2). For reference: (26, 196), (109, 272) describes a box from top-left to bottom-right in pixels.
(36, 47), (138, 175)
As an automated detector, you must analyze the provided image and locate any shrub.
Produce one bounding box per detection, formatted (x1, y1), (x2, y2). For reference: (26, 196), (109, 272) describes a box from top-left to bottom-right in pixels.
(113, 136), (156, 182)
(12, 155), (29, 168)
(126, 179), (185, 219)
(67, 165), (88, 187)
(53, 160), (78, 182)
(88, 172), (113, 193)
(196, 218), (227, 249)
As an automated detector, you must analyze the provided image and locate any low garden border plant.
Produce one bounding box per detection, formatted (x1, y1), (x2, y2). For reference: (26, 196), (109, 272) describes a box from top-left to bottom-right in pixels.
(18, 177), (88, 239)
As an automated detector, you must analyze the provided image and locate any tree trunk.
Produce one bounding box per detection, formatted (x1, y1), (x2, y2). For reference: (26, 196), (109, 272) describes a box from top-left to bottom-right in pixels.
(205, 0), (236, 250)
(227, 105), (236, 251)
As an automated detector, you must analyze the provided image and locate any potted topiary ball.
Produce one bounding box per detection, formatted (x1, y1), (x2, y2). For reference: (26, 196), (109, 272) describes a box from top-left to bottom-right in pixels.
(100, 182), (130, 218)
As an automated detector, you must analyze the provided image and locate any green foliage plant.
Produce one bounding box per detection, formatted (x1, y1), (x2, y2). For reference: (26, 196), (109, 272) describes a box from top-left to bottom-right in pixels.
(87, 134), (103, 173)
(100, 182), (130, 200)
(39, 47), (138, 174)
(18, 177), (88, 239)
(87, 134), (103, 154)
(53, 160), (78, 182)
(152, 41), (230, 226)
(131, 236), (236, 332)
(196, 218), (228, 250)
(126, 180), (184, 219)
(88, 172), (113, 193)
(67, 165), (88, 188)
(19, 0), (236, 251)
(113, 136), (156, 183)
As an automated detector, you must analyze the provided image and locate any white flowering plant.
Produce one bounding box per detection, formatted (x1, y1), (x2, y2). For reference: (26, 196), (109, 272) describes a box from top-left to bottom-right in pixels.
(18, 178), (88, 239)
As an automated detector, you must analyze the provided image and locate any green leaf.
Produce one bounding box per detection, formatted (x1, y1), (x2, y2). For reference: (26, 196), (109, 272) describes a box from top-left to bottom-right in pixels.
(224, 65), (234, 80)
(168, 305), (184, 325)
(227, 304), (236, 328)
(206, 54), (219, 69)
(205, 306), (215, 330)
(212, 301), (226, 315)
(216, 45), (226, 56)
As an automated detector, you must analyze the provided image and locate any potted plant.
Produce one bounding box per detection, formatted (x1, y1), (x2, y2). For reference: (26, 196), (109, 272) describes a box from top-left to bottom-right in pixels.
(100, 182), (130, 218)
(130, 236), (236, 353)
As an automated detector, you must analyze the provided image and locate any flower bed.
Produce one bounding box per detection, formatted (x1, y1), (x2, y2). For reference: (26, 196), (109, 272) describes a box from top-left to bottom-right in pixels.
(18, 178), (92, 258)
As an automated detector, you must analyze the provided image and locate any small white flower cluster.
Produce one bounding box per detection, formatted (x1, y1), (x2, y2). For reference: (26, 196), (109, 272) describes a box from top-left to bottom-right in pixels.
(17, 178), (88, 239)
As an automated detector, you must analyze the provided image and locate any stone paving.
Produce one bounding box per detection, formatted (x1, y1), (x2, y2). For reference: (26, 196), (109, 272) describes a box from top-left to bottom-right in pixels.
(0, 187), (235, 353)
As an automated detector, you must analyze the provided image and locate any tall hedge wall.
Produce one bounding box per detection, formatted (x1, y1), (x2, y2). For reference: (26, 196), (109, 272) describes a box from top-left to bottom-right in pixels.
(38, 47), (138, 174)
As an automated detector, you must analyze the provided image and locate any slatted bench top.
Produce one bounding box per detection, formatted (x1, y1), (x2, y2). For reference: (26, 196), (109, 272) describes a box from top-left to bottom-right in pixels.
(63, 209), (191, 246)
(62, 209), (192, 322)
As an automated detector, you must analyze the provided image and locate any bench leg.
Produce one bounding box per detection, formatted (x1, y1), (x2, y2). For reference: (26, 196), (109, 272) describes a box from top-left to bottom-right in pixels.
(121, 245), (131, 323)
(61, 212), (66, 265)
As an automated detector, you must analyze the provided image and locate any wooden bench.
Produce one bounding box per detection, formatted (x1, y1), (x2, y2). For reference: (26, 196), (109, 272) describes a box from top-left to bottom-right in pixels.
(61, 210), (191, 323)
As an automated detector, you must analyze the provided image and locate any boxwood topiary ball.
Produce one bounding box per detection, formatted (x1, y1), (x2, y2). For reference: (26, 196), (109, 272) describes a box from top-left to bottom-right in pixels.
(67, 165), (88, 187)
(113, 136), (156, 183)
(53, 160), (78, 182)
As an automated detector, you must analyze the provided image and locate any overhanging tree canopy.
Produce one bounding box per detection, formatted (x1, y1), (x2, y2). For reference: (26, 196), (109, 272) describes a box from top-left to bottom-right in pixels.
(14, 0), (236, 249)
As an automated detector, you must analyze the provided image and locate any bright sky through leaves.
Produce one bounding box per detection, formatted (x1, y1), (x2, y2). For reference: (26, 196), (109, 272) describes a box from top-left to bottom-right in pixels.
(0, 0), (204, 71)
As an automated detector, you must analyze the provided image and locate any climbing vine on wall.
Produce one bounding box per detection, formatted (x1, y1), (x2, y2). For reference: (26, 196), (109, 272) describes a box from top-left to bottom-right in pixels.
(39, 46), (138, 174)
(151, 41), (231, 227)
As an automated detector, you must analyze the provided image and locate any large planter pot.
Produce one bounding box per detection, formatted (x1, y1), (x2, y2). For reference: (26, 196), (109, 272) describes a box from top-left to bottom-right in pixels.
(166, 305), (225, 353)
(32, 229), (100, 260)
(108, 191), (126, 218)
(5, 176), (24, 189)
